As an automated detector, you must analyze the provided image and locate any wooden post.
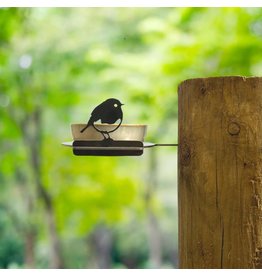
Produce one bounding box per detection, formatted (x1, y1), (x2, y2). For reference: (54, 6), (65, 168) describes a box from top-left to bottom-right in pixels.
(178, 76), (262, 268)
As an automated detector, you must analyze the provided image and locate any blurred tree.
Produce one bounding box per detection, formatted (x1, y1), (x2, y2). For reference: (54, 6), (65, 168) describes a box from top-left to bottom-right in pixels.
(0, 207), (24, 268)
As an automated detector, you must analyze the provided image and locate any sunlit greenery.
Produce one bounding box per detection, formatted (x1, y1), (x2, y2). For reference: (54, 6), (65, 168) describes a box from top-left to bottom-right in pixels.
(0, 7), (262, 268)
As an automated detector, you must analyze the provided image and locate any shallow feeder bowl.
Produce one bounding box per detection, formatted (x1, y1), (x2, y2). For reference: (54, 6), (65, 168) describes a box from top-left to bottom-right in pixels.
(63, 124), (147, 156)
(71, 123), (147, 141)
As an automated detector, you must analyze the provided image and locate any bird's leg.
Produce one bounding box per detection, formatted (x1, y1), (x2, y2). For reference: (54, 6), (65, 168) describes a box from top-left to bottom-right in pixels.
(106, 132), (111, 140)
(100, 131), (111, 141)
(101, 131), (113, 141)
(100, 131), (107, 140)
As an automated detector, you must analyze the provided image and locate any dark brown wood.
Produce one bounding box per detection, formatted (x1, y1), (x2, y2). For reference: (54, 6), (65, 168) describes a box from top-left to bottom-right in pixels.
(178, 76), (262, 268)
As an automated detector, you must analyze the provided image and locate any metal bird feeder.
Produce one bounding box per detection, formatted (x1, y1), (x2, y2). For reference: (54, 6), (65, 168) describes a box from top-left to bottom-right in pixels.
(62, 98), (177, 156)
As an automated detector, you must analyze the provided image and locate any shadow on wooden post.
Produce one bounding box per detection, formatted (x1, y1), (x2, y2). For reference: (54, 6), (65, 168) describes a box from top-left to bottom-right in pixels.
(178, 76), (262, 268)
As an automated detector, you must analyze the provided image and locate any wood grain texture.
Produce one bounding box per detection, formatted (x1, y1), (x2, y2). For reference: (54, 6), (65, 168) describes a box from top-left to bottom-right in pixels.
(178, 76), (262, 268)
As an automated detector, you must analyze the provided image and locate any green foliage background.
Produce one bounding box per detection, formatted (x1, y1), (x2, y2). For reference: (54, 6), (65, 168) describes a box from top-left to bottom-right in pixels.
(0, 7), (262, 268)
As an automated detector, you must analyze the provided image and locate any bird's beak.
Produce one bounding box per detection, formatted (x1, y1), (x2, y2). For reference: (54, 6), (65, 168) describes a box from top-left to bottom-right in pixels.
(121, 103), (124, 106)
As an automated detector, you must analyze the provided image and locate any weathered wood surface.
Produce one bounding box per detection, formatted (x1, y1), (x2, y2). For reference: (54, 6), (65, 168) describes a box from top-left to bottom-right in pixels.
(178, 76), (262, 268)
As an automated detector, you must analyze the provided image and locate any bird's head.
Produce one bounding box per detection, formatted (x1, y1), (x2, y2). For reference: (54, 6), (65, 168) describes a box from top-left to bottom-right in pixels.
(106, 98), (124, 109)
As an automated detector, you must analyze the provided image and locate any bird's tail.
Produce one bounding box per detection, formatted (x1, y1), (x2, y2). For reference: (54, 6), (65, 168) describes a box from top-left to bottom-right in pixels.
(80, 125), (89, 133)
(81, 117), (94, 133)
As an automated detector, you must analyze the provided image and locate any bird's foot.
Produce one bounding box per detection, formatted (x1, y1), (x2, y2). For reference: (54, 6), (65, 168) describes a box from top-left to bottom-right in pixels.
(101, 132), (113, 141)
(103, 137), (114, 142)
(100, 137), (114, 147)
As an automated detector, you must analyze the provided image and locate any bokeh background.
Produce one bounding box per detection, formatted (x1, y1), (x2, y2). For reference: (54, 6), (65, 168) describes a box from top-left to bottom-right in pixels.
(1, 7), (262, 268)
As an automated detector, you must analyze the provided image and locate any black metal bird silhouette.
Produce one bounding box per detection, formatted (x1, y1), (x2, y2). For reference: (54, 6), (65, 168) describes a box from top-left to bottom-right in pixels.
(80, 98), (124, 140)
